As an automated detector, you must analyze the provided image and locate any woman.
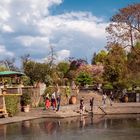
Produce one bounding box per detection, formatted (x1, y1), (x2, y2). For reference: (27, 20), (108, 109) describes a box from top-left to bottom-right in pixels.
(45, 94), (50, 109)
(51, 92), (56, 110)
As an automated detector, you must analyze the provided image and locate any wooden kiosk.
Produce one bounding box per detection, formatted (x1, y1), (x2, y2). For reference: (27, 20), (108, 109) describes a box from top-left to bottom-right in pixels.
(0, 71), (24, 117)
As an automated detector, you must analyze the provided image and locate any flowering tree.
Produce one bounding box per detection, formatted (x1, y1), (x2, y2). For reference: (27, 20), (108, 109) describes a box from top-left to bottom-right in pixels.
(76, 64), (104, 77)
(75, 64), (104, 85)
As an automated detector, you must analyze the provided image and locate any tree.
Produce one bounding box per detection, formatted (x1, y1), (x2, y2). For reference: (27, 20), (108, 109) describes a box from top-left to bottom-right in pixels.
(21, 54), (31, 71)
(103, 43), (128, 88)
(0, 58), (19, 71)
(63, 58), (88, 82)
(127, 42), (140, 72)
(57, 61), (70, 77)
(56, 61), (70, 84)
(69, 58), (88, 70)
(4, 58), (19, 71)
(76, 72), (93, 86)
(106, 3), (140, 52)
(91, 52), (97, 65)
(23, 60), (50, 85)
(75, 64), (104, 85)
(46, 45), (56, 67)
(93, 50), (107, 64)
(127, 42), (140, 86)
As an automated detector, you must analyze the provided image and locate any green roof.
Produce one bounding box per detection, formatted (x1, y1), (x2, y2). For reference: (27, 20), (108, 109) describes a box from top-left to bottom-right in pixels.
(0, 71), (25, 77)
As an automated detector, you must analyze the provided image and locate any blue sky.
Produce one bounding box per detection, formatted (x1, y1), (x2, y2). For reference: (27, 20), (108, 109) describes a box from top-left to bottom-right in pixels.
(0, 0), (139, 65)
(52, 0), (140, 19)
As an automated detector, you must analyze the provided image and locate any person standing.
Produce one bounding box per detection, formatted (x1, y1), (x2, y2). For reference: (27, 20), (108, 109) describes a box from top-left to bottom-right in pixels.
(51, 92), (56, 110)
(45, 94), (50, 109)
(80, 97), (84, 114)
(109, 92), (114, 106)
(102, 93), (107, 107)
(71, 81), (76, 90)
(56, 94), (61, 111)
(90, 97), (94, 111)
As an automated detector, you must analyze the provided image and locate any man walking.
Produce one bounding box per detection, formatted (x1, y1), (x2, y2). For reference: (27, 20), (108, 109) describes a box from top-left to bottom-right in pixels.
(90, 97), (94, 112)
(80, 97), (85, 114)
(56, 94), (61, 111)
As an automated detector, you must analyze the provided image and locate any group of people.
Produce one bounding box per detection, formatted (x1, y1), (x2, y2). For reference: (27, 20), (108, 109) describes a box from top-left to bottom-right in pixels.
(45, 92), (61, 111)
(45, 86), (115, 113)
(79, 97), (95, 114)
(102, 92), (114, 106)
(80, 92), (114, 114)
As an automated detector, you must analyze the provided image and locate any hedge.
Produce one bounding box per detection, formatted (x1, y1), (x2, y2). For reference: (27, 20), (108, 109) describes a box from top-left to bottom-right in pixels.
(5, 94), (21, 117)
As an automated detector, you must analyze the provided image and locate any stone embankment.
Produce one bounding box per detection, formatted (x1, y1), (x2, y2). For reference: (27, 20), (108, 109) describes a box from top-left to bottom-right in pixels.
(62, 102), (140, 115)
(93, 103), (140, 115)
(75, 92), (140, 115)
(0, 108), (81, 125)
(0, 91), (140, 125)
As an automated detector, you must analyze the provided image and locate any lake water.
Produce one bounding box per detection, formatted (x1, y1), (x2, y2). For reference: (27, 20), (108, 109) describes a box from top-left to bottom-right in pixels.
(0, 114), (140, 140)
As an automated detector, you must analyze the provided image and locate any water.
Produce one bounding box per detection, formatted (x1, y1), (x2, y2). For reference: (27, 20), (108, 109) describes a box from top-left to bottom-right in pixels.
(0, 114), (140, 140)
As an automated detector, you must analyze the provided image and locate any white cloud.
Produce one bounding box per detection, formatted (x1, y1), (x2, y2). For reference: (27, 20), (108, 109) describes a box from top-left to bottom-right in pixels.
(38, 11), (107, 38)
(1, 24), (13, 32)
(0, 45), (14, 58)
(56, 49), (70, 62)
(15, 36), (49, 47)
(0, 0), (108, 64)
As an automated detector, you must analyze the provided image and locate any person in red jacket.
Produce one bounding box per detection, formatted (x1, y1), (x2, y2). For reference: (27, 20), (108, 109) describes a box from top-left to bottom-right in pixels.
(45, 94), (50, 109)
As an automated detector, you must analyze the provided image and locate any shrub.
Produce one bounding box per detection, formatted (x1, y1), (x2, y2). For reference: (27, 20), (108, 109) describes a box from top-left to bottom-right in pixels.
(21, 93), (31, 106)
(43, 86), (56, 99)
(38, 102), (45, 107)
(103, 83), (113, 90)
(76, 72), (93, 86)
(5, 95), (20, 116)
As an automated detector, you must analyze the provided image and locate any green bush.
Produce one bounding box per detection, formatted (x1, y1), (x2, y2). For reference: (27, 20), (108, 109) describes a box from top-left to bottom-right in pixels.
(43, 86), (56, 99)
(21, 76), (31, 86)
(103, 83), (113, 90)
(113, 80), (131, 90)
(76, 72), (93, 86)
(21, 93), (31, 106)
(5, 95), (20, 116)
(38, 102), (45, 107)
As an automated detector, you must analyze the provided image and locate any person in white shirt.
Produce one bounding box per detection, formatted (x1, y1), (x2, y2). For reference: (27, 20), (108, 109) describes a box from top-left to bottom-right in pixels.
(102, 93), (107, 106)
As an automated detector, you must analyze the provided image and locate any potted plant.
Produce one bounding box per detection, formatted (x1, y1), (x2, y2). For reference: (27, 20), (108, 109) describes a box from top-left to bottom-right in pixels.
(21, 93), (31, 112)
(69, 95), (77, 104)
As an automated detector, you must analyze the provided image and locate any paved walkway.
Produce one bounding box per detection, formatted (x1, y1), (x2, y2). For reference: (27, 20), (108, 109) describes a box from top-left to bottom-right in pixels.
(1, 102), (140, 125)
(0, 106), (81, 125)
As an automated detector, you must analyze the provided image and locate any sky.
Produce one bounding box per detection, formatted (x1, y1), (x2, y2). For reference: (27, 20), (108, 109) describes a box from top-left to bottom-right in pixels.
(0, 0), (139, 66)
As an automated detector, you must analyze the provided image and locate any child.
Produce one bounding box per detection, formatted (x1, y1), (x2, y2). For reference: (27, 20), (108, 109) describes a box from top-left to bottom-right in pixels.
(45, 94), (50, 109)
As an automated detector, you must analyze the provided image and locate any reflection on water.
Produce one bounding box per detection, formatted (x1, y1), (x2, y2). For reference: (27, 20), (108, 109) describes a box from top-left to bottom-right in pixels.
(79, 116), (85, 128)
(0, 114), (140, 140)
